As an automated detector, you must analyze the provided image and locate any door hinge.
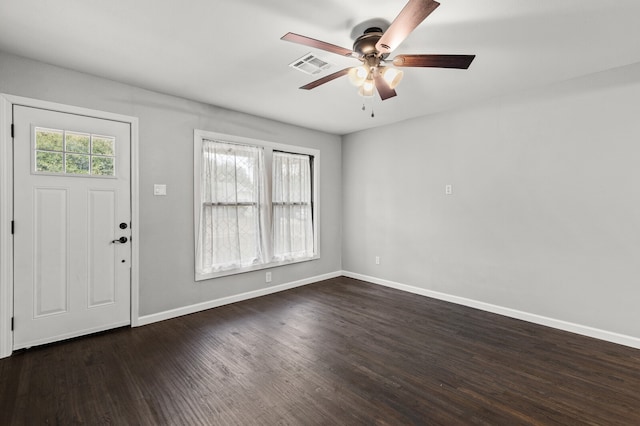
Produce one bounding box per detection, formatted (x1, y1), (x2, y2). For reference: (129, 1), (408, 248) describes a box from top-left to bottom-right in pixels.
(11, 317), (14, 331)
(11, 221), (14, 235)
(10, 124), (14, 138)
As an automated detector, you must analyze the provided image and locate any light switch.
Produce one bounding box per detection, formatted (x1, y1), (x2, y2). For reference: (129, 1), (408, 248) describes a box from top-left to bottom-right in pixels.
(154, 184), (167, 196)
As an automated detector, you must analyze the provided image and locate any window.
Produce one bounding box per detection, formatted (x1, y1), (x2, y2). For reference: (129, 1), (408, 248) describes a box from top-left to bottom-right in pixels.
(34, 127), (116, 176)
(272, 151), (314, 260)
(196, 141), (266, 274)
(194, 130), (318, 280)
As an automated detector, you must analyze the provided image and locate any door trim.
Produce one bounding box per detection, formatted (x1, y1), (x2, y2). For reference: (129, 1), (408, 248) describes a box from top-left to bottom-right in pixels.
(0, 94), (140, 358)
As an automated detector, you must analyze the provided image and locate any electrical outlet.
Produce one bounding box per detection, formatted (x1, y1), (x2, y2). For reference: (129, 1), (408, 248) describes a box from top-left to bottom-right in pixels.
(265, 272), (272, 283)
(445, 184), (452, 195)
(375, 256), (380, 265)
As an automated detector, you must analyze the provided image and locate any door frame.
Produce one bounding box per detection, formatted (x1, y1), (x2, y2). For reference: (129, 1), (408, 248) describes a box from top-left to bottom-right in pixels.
(0, 94), (140, 358)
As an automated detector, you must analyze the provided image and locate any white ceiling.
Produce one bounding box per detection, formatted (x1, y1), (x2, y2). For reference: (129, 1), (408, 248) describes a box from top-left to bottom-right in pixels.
(1, 0), (640, 135)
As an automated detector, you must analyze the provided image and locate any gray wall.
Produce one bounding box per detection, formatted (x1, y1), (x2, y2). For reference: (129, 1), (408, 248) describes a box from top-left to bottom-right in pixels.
(3, 48), (639, 340)
(0, 51), (342, 316)
(343, 62), (640, 339)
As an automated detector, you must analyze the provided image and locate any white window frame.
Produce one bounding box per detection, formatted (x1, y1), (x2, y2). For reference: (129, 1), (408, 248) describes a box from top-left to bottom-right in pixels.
(193, 130), (320, 281)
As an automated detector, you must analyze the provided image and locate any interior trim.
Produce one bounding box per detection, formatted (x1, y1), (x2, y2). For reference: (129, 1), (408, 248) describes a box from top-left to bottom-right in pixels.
(138, 271), (342, 326)
(0, 95), (13, 358)
(342, 271), (640, 350)
(0, 94), (140, 358)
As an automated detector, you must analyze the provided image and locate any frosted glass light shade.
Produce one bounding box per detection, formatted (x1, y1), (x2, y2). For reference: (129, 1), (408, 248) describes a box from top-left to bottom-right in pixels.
(348, 66), (368, 86)
(381, 67), (404, 89)
(358, 80), (375, 97)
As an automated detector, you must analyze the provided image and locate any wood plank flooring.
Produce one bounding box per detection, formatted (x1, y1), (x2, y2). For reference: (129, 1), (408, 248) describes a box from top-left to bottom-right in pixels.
(1, 276), (640, 425)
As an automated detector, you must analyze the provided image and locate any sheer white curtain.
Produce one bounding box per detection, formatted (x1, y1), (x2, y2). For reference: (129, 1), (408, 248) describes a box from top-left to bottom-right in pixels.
(272, 152), (314, 260)
(196, 140), (266, 274)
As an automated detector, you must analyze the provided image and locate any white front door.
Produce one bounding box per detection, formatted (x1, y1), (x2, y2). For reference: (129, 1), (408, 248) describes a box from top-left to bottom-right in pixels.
(13, 105), (131, 349)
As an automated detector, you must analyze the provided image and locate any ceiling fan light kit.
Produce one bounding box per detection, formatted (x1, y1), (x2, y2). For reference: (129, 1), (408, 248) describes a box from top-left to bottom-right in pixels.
(281, 0), (475, 101)
(348, 63), (403, 95)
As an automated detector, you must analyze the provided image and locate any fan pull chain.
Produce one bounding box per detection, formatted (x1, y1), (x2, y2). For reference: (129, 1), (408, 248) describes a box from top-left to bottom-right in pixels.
(360, 104), (375, 118)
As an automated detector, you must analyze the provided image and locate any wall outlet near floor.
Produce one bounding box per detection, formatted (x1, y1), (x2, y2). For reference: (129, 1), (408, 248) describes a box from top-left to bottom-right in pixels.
(265, 272), (272, 283)
(375, 256), (380, 265)
(445, 184), (453, 195)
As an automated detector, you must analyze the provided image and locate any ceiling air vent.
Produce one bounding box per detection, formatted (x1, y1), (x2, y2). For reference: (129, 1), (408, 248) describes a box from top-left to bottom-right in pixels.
(289, 53), (332, 75)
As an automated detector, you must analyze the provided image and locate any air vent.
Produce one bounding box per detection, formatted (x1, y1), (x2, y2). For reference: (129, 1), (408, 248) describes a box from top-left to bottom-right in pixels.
(289, 53), (332, 75)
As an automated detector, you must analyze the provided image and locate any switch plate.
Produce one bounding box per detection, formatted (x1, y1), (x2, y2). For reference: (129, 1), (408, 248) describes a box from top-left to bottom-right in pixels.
(266, 272), (272, 283)
(445, 184), (452, 195)
(154, 184), (167, 196)
(375, 256), (380, 265)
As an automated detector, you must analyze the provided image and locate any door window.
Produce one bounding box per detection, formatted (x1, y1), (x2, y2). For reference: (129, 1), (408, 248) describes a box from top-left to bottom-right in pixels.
(34, 127), (116, 177)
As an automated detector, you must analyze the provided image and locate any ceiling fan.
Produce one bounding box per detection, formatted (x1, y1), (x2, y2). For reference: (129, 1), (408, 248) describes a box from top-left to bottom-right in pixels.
(281, 0), (475, 100)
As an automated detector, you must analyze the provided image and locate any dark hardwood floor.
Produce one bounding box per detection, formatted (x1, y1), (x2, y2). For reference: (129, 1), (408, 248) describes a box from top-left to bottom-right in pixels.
(1, 276), (640, 425)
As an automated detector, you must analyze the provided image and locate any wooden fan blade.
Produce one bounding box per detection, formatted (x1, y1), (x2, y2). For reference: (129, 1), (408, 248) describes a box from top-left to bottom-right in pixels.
(376, 0), (440, 54)
(373, 72), (397, 101)
(281, 32), (354, 57)
(300, 68), (352, 90)
(393, 54), (476, 69)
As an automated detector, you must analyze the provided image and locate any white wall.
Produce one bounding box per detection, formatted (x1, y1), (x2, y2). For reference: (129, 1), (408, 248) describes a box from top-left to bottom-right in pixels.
(0, 51), (342, 317)
(343, 62), (640, 340)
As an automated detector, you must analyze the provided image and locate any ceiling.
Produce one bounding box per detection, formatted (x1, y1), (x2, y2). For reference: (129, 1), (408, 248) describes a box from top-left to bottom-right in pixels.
(1, 0), (640, 135)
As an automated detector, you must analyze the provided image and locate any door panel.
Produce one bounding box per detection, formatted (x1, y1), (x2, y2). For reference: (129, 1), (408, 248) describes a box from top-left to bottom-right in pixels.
(33, 187), (69, 317)
(88, 189), (117, 307)
(13, 105), (131, 349)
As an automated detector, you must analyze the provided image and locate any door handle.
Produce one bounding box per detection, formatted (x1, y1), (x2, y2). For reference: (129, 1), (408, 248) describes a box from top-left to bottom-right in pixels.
(111, 236), (128, 244)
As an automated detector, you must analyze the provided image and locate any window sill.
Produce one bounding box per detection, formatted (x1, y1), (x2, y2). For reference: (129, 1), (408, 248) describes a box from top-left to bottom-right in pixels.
(195, 254), (320, 281)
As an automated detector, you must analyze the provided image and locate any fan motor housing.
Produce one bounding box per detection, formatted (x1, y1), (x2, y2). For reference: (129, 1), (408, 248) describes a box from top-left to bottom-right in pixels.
(352, 28), (387, 58)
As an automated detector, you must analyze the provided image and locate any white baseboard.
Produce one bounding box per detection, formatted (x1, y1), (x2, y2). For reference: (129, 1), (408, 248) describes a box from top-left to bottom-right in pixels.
(137, 269), (640, 350)
(137, 271), (342, 326)
(342, 271), (640, 350)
